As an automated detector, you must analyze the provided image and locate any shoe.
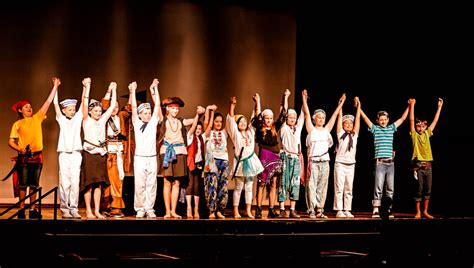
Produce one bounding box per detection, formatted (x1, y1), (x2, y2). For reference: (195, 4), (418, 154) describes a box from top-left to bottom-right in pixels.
(372, 211), (380, 218)
(62, 211), (73, 219)
(268, 208), (279, 218)
(255, 207), (262, 219)
(29, 209), (42, 219)
(336, 211), (346, 218)
(146, 211), (156, 218)
(136, 211), (146, 218)
(17, 210), (26, 219)
(344, 211), (354, 218)
(278, 209), (288, 218)
(110, 208), (124, 218)
(316, 212), (328, 219)
(289, 209), (300, 218)
(71, 211), (82, 219)
(387, 210), (394, 219)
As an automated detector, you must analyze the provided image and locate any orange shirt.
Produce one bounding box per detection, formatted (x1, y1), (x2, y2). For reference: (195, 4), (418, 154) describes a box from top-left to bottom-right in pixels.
(9, 111), (46, 153)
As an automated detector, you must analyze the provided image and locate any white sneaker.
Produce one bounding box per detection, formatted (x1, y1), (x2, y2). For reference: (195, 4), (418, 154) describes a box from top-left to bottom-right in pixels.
(136, 211), (146, 218)
(146, 211), (156, 218)
(344, 211), (354, 218)
(336, 211), (346, 218)
(70, 211), (82, 219)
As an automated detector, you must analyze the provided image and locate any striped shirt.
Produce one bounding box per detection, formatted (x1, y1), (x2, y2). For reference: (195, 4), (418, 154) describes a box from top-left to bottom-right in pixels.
(369, 124), (397, 158)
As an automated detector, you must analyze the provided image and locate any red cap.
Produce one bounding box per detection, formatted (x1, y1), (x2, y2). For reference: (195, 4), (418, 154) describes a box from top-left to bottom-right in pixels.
(12, 99), (30, 113)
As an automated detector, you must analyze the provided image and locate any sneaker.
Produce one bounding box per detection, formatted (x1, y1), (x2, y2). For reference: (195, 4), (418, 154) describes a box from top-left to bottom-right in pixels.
(62, 211), (73, 219)
(110, 208), (124, 218)
(344, 211), (355, 218)
(268, 208), (279, 218)
(71, 211), (82, 219)
(17, 210), (26, 219)
(336, 211), (346, 218)
(372, 211), (380, 218)
(29, 209), (42, 219)
(255, 207), (262, 219)
(146, 211), (156, 218)
(278, 209), (289, 218)
(136, 211), (146, 218)
(289, 209), (300, 218)
(387, 210), (395, 219)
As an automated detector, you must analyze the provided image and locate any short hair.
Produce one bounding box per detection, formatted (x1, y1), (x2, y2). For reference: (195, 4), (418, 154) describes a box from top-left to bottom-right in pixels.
(377, 111), (389, 119)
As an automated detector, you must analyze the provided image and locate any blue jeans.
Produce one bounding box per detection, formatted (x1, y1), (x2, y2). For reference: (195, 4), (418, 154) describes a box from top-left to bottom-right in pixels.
(372, 161), (394, 207)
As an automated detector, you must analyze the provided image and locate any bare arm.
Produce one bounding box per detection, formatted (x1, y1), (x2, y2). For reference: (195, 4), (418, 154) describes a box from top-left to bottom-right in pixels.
(336, 108), (343, 133)
(9, 138), (25, 154)
(203, 104), (217, 131)
(409, 99), (416, 133)
(188, 106), (205, 135)
(353, 97), (361, 134)
(204, 109), (215, 137)
(129, 82), (138, 123)
(325, 93), (346, 131)
(39, 77), (60, 115)
(101, 82), (117, 120)
(150, 79), (163, 121)
(360, 108), (373, 129)
(82, 78), (91, 122)
(281, 89), (290, 112)
(253, 93), (261, 116)
(429, 98), (443, 131)
(394, 105), (410, 128)
(302, 89), (314, 133)
(53, 90), (61, 117)
(229, 96), (236, 117)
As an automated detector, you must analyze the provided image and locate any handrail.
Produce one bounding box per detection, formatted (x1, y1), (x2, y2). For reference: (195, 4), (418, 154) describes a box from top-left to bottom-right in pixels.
(0, 186), (58, 220)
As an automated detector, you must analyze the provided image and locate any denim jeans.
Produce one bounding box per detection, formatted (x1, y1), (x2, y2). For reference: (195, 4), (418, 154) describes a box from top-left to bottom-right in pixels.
(372, 161), (394, 207)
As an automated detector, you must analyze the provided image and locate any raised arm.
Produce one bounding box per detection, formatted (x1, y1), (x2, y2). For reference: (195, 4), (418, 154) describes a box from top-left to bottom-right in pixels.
(101, 82), (118, 120)
(203, 104), (217, 131)
(359, 107), (373, 129)
(150, 79), (163, 121)
(39, 77), (60, 115)
(53, 90), (61, 117)
(82, 77), (91, 121)
(281, 89), (290, 112)
(325, 93), (346, 131)
(129, 81), (138, 123)
(302, 89), (314, 133)
(409, 99), (416, 133)
(204, 108), (215, 137)
(229, 96), (237, 117)
(394, 103), (410, 128)
(253, 93), (261, 116)
(188, 106), (205, 134)
(429, 98), (443, 131)
(336, 108), (343, 133)
(353, 97), (361, 134)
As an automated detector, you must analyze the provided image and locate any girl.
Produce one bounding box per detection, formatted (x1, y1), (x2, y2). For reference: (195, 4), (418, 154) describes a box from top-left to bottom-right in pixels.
(227, 96), (264, 219)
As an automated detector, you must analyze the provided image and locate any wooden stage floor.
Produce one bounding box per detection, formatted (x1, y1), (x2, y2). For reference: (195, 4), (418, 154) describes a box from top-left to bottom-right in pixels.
(1, 206), (473, 267)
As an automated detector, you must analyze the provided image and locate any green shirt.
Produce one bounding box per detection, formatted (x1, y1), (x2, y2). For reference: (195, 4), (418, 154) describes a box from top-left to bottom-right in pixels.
(410, 128), (433, 161)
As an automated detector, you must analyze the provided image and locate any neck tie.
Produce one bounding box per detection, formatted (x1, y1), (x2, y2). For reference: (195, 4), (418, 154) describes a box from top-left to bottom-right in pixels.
(340, 132), (353, 152)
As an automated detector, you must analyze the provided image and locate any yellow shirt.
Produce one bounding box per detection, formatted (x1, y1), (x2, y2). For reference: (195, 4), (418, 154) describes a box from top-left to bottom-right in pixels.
(10, 111), (46, 153)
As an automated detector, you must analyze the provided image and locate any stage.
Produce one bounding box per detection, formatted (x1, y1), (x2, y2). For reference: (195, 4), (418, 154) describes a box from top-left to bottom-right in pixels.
(1, 208), (473, 267)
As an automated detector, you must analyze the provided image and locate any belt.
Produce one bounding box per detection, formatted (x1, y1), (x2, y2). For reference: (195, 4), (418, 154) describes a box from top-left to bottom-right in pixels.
(377, 158), (393, 163)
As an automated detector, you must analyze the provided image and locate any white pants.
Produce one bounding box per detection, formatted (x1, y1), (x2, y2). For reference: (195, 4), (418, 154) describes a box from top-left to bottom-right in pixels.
(233, 176), (253, 206)
(134, 156), (157, 213)
(59, 151), (82, 214)
(333, 162), (355, 211)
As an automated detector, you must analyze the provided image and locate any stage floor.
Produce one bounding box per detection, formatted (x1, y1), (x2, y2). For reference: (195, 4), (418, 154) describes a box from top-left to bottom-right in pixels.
(1, 206), (473, 267)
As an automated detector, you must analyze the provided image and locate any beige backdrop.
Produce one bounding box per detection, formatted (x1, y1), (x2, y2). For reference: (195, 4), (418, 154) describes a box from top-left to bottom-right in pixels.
(0, 2), (295, 204)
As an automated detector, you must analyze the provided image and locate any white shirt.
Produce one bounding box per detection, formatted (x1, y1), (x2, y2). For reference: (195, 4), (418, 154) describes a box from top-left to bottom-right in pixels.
(133, 116), (159, 157)
(56, 111), (83, 153)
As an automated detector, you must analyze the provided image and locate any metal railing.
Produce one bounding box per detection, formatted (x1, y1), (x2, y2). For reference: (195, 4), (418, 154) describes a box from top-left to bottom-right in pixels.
(0, 186), (58, 220)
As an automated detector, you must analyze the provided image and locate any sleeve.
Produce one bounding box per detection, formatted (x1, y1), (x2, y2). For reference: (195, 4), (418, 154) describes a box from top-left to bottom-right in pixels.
(10, 122), (19, 139)
(275, 108), (287, 130)
(251, 113), (263, 129)
(226, 114), (238, 142)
